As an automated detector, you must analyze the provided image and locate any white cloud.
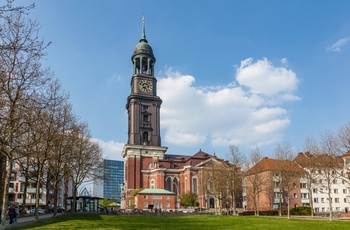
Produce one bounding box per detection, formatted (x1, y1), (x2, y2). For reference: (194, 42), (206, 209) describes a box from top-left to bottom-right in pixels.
(157, 58), (299, 149)
(236, 58), (298, 97)
(91, 138), (124, 161)
(326, 37), (349, 52)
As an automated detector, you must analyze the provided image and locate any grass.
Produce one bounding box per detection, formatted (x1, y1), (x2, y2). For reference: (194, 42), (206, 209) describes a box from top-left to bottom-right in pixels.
(9, 213), (350, 230)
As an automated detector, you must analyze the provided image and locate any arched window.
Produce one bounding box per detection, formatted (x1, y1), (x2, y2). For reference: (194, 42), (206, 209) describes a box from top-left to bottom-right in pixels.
(165, 177), (172, 191)
(173, 178), (178, 196)
(143, 132), (148, 145)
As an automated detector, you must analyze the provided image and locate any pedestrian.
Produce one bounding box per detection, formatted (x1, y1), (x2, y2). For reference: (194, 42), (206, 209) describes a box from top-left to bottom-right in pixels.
(13, 208), (18, 223)
(7, 205), (16, 224)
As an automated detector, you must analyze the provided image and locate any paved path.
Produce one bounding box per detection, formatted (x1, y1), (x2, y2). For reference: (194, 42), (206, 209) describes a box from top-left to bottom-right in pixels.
(5, 213), (62, 228)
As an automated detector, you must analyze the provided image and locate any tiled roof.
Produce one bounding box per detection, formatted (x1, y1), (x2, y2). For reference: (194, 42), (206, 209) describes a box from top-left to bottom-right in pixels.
(342, 150), (350, 158)
(137, 189), (174, 195)
(246, 157), (306, 175)
(294, 152), (343, 168)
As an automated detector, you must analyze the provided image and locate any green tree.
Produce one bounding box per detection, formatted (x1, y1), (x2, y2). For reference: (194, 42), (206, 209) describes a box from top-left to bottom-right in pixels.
(180, 192), (198, 207)
(99, 198), (112, 208)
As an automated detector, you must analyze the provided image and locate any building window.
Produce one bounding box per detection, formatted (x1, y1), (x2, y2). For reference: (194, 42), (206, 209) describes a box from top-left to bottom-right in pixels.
(293, 193), (297, 198)
(165, 178), (172, 191)
(314, 198), (318, 203)
(334, 189), (338, 194)
(192, 178), (197, 193)
(300, 183), (307, 189)
(344, 198), (347, 203)
(150, 179), (155, 189)
(313, 188), (317, 193)
(166, 196), (169, 200)
(321, 198), (324, 203)
(144, 195), (148, 199)
(336, 207), (340, 211)
(152, 195), (162, 200)
(166, 203), (170, 208)
(335, 198), (340, 203)
(315, 208), (319, 212)
(301, 193), (308, 199)
(144, 203), (148, 208)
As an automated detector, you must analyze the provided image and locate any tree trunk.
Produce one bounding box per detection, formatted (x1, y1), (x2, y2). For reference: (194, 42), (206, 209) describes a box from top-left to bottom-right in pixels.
(0, 157), (12, 230)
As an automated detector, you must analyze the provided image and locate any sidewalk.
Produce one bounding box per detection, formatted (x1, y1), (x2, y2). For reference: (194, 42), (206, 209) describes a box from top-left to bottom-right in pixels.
(5, 213), (63, 228)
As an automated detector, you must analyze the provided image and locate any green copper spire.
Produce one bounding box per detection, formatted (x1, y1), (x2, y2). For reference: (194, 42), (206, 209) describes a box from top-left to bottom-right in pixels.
(140, 16), (148, 43)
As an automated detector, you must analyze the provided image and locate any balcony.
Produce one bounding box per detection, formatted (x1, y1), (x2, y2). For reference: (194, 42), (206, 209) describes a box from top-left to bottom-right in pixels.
(27, 188), (42, 194)
(16, 199), (44, 204)
(301, 198), (310, 203)
(274, 198), (283, 203)
(17, 176), (26, 182)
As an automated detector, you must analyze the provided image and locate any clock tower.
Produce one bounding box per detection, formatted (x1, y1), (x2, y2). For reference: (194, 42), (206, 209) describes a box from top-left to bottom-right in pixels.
(122, 17), (167, 195)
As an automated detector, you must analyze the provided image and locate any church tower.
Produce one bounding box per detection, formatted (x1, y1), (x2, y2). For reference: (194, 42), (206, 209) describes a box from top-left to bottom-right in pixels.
(122, 17), (167, 195)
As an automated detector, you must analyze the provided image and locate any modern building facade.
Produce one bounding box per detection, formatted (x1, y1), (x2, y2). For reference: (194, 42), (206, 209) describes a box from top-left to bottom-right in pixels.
(93, 159), (124, 201)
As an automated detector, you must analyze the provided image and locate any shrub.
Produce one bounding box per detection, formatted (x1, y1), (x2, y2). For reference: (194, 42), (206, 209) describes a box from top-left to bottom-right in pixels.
(289, 207), (311, 216)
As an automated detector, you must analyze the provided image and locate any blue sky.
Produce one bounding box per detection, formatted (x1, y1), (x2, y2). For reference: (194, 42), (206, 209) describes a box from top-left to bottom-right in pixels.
(21, 0), (350, 161)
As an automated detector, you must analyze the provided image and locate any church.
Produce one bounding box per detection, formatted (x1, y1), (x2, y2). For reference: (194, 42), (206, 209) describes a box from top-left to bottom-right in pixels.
(121, 18), (231, 211)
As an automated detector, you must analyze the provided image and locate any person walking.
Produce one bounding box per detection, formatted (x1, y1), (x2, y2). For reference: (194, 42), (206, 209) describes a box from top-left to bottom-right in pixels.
(7, 205), (16, 224)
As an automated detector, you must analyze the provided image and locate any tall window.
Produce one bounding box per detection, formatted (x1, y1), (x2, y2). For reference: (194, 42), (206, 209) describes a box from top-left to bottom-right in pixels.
(165, 177), (172, 192)
(192, 178), (197, 194)
(173, 178), (178, 196)
(150, 179), (155, 189)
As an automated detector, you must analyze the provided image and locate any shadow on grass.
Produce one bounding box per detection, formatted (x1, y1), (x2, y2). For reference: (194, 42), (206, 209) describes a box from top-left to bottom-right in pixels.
(9, 213), (105, 230)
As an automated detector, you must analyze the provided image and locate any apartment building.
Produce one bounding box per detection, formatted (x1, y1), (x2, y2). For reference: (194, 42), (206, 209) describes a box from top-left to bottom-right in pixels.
(244, 151), (350, 213)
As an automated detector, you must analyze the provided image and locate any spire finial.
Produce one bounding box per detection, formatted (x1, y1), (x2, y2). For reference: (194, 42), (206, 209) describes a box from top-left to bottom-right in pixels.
(141, 15), (147, 42)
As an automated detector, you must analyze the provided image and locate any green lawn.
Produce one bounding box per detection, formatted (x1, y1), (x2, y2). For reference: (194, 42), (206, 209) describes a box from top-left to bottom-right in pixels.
(9, 213), (350, 230)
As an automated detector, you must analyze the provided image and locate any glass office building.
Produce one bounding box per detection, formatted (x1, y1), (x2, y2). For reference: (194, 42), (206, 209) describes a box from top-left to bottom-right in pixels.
(94, 159), (124, 201)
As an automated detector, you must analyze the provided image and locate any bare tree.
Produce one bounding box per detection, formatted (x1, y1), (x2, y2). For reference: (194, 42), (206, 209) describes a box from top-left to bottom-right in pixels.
(200, 158), (228, 215)
(0, 11), (50, 228)
(338, 122), (350, 153)
(318, 130), (342, 221)
(245, 146), (266, 216)
(0, 0), (34, 16)
(226, 145), (245, 215)
(69, 122), (103, 212)
(274, 142), (302, 219)
(302, 135), (319, 218)
(48, 101), (76, 218)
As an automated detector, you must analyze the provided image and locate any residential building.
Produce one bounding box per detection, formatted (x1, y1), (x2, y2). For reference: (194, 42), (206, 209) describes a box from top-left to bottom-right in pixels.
(244, 151), (350, 213)
(294, 152), (350, 213)
(244, 157), (306, 212)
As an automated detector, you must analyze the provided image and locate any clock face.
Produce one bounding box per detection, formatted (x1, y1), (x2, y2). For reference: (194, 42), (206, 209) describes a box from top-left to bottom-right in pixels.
(138, 80), (153, 92)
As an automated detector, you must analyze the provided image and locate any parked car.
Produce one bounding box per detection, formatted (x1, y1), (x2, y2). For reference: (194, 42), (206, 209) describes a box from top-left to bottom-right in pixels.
(30, 209), (45, 214)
